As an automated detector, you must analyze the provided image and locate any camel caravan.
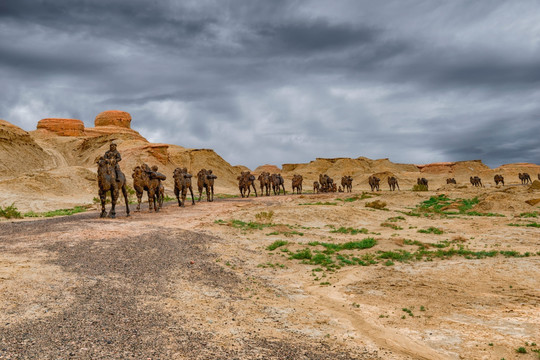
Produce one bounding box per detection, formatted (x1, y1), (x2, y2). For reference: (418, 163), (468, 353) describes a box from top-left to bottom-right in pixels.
(96, 141), (539, 218)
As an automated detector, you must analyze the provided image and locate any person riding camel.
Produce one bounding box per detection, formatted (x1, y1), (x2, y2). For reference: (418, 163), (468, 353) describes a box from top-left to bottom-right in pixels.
(104, 142), (122, 181)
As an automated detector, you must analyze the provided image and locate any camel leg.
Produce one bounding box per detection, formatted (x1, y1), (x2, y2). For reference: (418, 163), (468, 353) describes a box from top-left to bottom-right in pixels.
(181, 188), (187, 207)
(99, 189), (107, 218)
(122, 184), (130, 217)
(135, 189), (142, 212)
(175, 188), (182, 207)
(148, 190), (155, 212)
(252, 184), (257, 197)
(189, 186), (195, 205)
(198, 186), (203, 202)
(108, 188), (118, 219)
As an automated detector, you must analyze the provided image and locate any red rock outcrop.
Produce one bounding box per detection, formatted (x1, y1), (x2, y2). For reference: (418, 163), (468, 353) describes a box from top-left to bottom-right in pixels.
(85, 110), (147, 141)
(36, 118), (85, 136)
(95, 110), (132, 128)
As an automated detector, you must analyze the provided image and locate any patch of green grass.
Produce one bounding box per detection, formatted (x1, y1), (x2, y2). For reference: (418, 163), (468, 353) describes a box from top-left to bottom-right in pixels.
(508, 222), (540, 228)
(267, 240), (289, 251)
(520, 211), (538, 218)
(378, 250), (414, 262)
(384, 260), (394, 266)
(308, 238), (377, 252)
(420, 305), (426, 311)
(290, 248), (312, 260)
(516, 347), (527, 354)
(387, 216), (405, 222)
(42, 206), (87, 217)
(464, 211), (505, 217)
(330, 227), (369, 235)
(299, 202), (338, 206)
(402, 308), (414, 317)
(266, 230), (304, 237)
(418, 227), (444, 235)
(257, 262), (286, 269)
(215, 219), (275, 230)
(0, 203), (23, 219)
(22, 206), (88, 218)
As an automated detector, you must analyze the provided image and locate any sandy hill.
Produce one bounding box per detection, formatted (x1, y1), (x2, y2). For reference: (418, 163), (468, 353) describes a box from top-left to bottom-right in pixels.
(0, 111), (243, 211)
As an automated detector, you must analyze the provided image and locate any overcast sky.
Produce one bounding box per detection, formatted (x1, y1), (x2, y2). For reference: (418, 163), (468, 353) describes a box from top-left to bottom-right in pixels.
(1, 0), (539, 169)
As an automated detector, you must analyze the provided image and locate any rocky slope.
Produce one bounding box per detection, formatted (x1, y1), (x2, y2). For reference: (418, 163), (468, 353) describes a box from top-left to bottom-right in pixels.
(0, 111), (243, 211)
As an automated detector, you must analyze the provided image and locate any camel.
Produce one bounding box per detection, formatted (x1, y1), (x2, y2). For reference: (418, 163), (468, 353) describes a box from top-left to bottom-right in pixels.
(258, 172), (271, 196)
(446, 178), (456, 184)
(368, 175), (380, 192)
(151, 165), (166, 210)
(238, 171), (257, 198)
(132, 164), (161, 212)
(197, 169), (217, 202)
(270, 173), (286, 195)
(96, 157), (130, 218)
(518, 173), (532, 184)
(417, 178), (429, 190)
(341, 176), (353, 192)
(388, 176), (400, 191)
(470, 176), (483, 187)
(313, 181), (320, 193)
(494, 174), (504, 186)
(173, 167), (195, 207)
(291, 174), (303, 194)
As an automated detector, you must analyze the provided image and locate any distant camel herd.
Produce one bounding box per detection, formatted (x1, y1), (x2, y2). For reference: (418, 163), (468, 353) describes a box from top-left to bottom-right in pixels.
(96, 154), (539, 219)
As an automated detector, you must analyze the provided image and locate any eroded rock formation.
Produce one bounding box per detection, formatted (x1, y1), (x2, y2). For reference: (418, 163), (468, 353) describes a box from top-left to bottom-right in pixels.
(36, 118), (85, 136)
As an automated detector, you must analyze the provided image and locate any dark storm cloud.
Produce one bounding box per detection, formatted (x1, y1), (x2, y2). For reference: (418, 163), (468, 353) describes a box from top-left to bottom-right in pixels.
(0, 0), (538, 168)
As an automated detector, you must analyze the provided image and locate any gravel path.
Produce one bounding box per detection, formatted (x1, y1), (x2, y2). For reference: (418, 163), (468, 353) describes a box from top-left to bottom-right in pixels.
(0, 214), (377, 359)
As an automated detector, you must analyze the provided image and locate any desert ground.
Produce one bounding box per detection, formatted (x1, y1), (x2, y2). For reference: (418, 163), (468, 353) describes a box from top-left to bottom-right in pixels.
(1, 183), (539, 359)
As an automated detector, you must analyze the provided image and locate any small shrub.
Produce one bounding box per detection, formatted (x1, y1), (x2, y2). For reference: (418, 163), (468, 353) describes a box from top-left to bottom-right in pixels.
(516, 347), (527, 354)
(381, 222), (403, 230)
(330, 227), (369, 235)
(255, 211), (274, 223)
(267, 240), (288, 251)
(418, 227), (444, 235)
(0, 204), (22, 219)
(365, 200), (387, 210)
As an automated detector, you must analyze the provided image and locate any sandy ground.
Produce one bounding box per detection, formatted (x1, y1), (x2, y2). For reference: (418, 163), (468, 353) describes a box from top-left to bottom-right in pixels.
(0, 185), (539, 359)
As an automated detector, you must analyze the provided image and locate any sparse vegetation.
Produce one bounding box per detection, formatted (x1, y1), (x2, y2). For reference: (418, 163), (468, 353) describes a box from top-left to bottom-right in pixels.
(330, 227), (369, 235)
(28, 206), (88, 218)
(516, 347), (527, 354)
(412, 184), (428, 191)
(508, 222), (540, 228)
(267, 240), (289, 251)
(381, 222), (403, 230)
(299, 202), (338, 206)
(418, 227), (444, 235)
(0, 203), (22, 219)
(365, 200), (387, 210)
(255, 210), (274, 223)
